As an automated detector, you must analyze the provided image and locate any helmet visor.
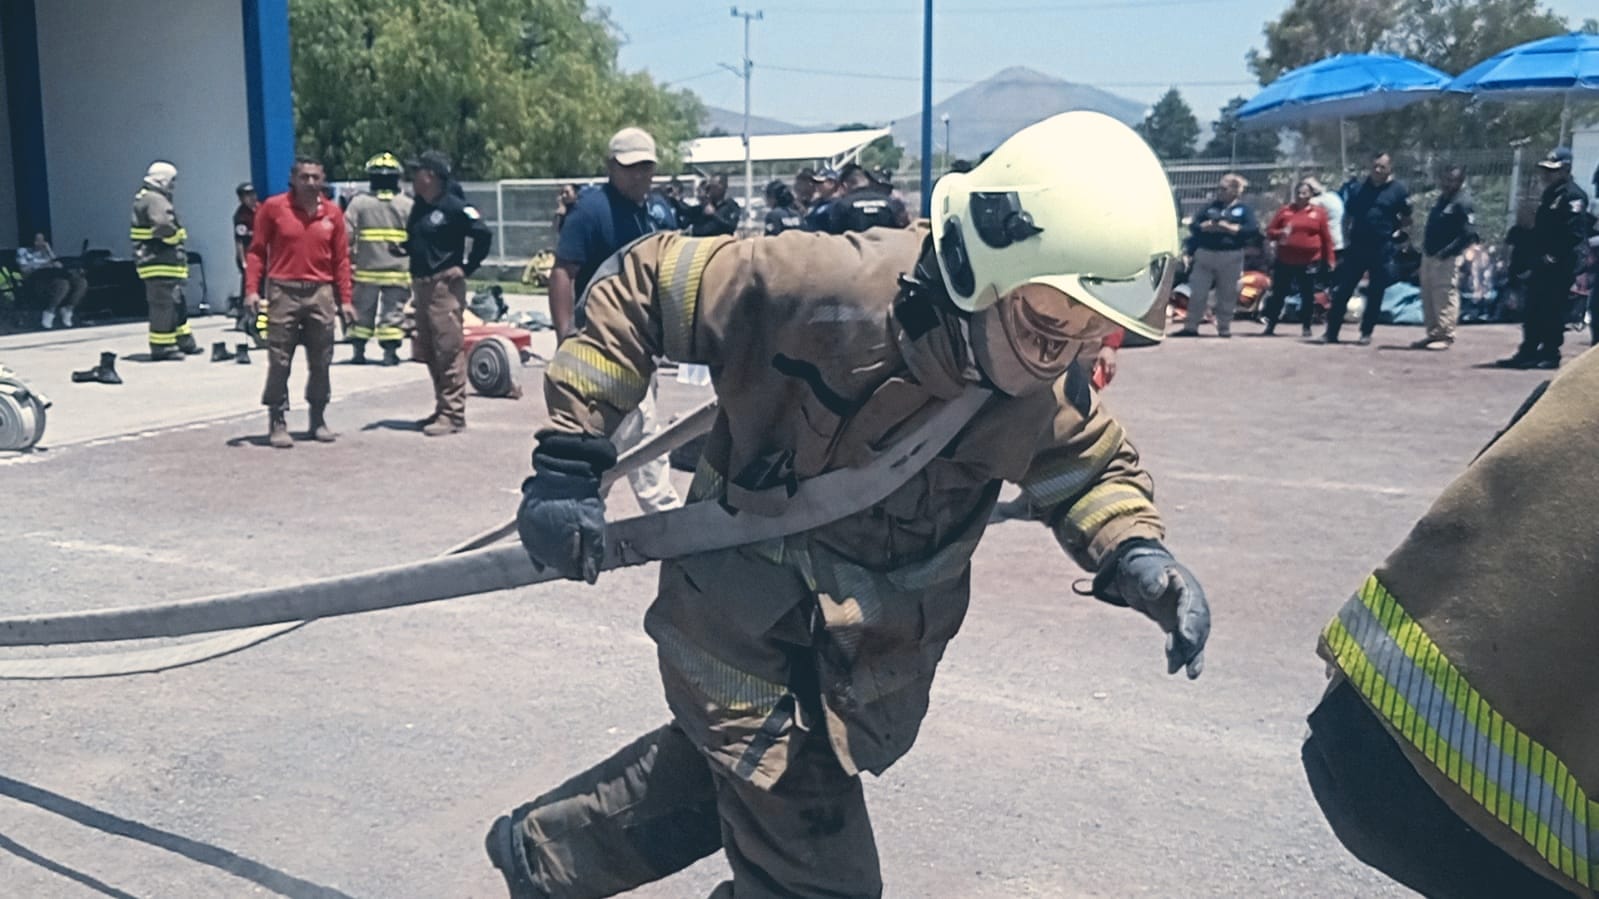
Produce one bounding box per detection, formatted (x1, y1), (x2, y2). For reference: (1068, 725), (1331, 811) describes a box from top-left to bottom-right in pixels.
(1039, 252), (1176, 342)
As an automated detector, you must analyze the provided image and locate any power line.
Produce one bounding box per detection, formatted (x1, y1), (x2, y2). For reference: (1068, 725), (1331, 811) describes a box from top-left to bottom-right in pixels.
(761, 0), (1231, 15)
(663, 69), (728, 86)
(759, 62), (1254, 89)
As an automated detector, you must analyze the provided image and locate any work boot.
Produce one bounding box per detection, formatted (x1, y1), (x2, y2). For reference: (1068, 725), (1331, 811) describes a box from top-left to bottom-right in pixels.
(308, 405), (337, 443)
(484, 814), (546, 899)
(1301, 323), (1313, 338)
(210, 342), (234, 362)
(235, 344), (252, 365)
(149, 346), (185, 362)
(350, 341), (368, 365)
(59, 307), (74, 328)
(71, 352), (122, 385)
(40, 309), (55, 330)
(422, 417), (465, 437)
(179, 339), (204, 356)
(380, 344), (402, 367)
(268, 409), (293, 449)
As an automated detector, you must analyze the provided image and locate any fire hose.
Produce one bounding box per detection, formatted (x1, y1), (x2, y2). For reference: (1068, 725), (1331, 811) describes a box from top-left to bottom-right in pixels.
(0, 388), (991, 679)
(0, 364), (50, 452)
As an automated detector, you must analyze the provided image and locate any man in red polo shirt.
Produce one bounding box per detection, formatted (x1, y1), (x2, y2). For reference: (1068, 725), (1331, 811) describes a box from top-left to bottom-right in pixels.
(245, 156), (355, 449)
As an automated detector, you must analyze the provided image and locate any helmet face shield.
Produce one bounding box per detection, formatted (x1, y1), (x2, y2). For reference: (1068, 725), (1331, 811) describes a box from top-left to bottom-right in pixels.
(1060, 250), (1177, 342)
(971, 283), (1117, 396)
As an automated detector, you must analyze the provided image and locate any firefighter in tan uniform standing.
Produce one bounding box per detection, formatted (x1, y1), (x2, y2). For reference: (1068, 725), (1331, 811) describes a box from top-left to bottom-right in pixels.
(485, 112), (1212, 898)
(131, 161), (202, 360)
(344, 152), (413, 366)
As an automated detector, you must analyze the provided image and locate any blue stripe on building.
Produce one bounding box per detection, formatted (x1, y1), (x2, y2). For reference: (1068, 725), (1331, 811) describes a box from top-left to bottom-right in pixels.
(2, 0), (50, 238)
(242, 0), (295, 196)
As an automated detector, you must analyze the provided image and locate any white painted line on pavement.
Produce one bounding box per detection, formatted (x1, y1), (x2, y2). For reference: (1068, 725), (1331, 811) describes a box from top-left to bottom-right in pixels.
(1161, 469), (1427, 498)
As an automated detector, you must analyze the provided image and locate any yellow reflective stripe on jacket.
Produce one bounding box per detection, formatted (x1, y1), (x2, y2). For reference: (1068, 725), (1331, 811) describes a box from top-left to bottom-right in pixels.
(129, 227), (156, 240)
(1056, 480), (1156, 544)
(137, 264), (189, 280)
(353, 270), (412, 285)
(1324, 576), (1598, 888)
(358, 228), (409, 242)
(546, 341), (649, 410)
(656, 236), (717, 360)
(1020, 420), (1125, 508)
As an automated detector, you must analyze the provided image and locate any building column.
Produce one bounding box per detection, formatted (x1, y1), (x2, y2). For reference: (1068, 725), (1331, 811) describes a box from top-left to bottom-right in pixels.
(241, 0), (294, 196)
(2, 0), (49, 240)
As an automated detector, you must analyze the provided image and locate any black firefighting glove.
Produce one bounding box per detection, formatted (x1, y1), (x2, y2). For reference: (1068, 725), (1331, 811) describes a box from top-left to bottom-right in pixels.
(1092, 538), (1209, 679)
(517, 431), (617, 584)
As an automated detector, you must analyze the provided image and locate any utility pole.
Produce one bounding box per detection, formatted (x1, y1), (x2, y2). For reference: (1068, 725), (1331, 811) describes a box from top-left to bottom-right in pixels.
(942, 113), (951, 173)
(730, 6), (763, 226)
(919, 0), (933, 215)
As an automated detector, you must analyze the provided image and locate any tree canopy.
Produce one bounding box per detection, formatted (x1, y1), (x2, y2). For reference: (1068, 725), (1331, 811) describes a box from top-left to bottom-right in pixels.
(1248, 0), (1597, 161)
(1138, 88), (1201, 160)
(290, 0), (704, 179)
(1200, 97), (1282, 161)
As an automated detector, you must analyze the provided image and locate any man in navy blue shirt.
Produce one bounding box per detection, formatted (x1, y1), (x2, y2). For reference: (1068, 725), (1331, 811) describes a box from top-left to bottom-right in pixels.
(1175, 173), (1259, 338)
(1323, 151), (1411, 344)
(549, 127), (680, 512)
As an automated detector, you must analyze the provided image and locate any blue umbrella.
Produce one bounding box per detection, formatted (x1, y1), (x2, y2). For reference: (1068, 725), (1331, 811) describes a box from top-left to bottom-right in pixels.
(1237, 54), (1452, 170)
(1447, 32), (1599, 143)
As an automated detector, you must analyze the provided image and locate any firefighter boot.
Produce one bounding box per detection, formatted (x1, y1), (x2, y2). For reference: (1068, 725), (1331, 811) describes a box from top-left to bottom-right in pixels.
(268, 409), (293, 449)
(235, 344), (252, 365)
(380, 342), (402, 367)
(350, 341), (368, 365)
(211, 342), (235, 362)
(308, 405), (336, 443)
(178, 335), (204, 356)
(71, 352), (122, 385)
(149, 346), (185, 362)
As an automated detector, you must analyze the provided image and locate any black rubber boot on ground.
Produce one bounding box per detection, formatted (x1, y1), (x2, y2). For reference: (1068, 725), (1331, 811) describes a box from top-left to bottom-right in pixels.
(71, 352), (122, 385)
(149, 346), (184, 362)
(235, 344), (252, 365)
(179, 337), (204, 356)
(380, 342), (402, 367)
(210, 342), (234, 362)
(350, 341), (368, 365)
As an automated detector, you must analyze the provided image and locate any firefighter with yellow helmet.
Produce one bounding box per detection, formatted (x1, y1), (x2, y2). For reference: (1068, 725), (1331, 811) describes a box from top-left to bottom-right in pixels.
(344, 152), (414, 365)
(484, 111), (1211, 898)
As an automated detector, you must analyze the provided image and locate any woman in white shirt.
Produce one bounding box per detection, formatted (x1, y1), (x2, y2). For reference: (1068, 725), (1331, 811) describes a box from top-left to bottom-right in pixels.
(17, 232), (87, 329)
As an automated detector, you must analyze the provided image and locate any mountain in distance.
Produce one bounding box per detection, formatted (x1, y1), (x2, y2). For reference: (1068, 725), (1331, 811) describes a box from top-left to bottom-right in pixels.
(890, 66), (1145, 161)
(699, 105), (810, 137)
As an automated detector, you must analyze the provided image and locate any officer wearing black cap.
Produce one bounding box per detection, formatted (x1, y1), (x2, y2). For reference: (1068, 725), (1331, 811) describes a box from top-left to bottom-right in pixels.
(1498, 147), (1589, 369)
(825, 163), (903, 234)
(233, 181), (259, 323)
(404, 150), (493, 435)
(761, 180), (803, 235)
(802, 167), (840, 231)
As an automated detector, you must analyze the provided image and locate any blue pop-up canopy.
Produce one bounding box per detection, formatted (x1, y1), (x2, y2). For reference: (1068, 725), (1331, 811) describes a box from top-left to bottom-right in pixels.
(1447, 32), (1599, 144)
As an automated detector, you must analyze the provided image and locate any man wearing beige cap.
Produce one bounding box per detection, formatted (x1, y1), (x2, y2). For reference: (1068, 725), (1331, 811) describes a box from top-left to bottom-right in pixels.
(547, 126), (680, 511)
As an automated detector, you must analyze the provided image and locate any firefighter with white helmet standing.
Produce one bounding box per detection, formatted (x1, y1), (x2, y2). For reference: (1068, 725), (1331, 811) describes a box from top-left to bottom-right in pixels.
(344, 152), (414, 366)
(485, 111), (1210, 898)
(131, 161), (202, 360)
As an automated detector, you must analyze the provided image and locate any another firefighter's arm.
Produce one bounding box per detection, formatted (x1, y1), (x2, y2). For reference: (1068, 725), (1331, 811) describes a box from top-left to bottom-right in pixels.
(244, 204), (273, 302)
(543, 232), (741, 440)
(1016, 380), (1163, 571)
(148, 195), (185, 245)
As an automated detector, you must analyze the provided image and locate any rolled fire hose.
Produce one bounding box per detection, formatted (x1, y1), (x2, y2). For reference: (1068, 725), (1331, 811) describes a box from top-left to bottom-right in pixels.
(0, 365), (50, 452)
(0, 398), (719, 680)
(0, 389), (992, 677)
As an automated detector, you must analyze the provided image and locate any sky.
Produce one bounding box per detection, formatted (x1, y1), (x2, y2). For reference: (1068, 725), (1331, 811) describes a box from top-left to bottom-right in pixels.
(607, 0), (1596, 135)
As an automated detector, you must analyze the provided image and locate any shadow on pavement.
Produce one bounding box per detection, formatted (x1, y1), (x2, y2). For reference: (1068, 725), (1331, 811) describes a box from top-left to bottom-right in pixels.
(360, 418), (425, 433)
(0, 774), (356, 899)
(225, 434), (272, 448)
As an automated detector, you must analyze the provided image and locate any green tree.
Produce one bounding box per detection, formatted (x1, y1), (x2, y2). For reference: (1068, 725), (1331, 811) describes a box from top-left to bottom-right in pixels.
(1200, 97), (1281, 161)
(1248, 0), (1575, 160)
(1138, 88), (1200, 160)
(290, 0), (704, 179)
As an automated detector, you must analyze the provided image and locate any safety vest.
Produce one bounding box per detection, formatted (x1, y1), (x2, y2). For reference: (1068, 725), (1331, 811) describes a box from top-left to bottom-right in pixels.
(1318, 349), (1599, 895)
(346, 190), (414, 285)
(129, 186), (188, 280)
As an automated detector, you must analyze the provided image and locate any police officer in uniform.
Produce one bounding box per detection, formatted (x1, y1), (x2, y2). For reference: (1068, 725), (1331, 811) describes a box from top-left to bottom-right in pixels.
(823, 163), (902, 234)
(233, 181), (259, 324)
(802, 167), (840, 231)
(405, 151), (492, 436)
(485, 112), (1210, 899)
(1498, 148), (1590, 369)
(131, 161), (202, 360)
(344, 152), (414, 366)
(761, 180), (803, 235)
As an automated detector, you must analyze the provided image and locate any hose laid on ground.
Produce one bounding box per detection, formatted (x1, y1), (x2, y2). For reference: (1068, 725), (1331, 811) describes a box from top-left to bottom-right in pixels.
(0, 366), (50, 452)
(0, 398), (720, 679)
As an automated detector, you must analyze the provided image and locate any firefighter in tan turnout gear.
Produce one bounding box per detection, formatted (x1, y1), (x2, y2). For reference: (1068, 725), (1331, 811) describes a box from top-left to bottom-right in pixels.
(131, 161), (202, 360)
(344, 152), (413, 366)
(485, 112), (1212, 898)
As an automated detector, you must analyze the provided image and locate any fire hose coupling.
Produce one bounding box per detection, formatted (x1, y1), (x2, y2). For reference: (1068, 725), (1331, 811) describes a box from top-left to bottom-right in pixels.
(0, 364), (51, 452)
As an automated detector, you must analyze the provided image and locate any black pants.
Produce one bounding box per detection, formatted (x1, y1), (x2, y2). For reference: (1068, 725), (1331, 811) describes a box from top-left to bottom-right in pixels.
(1303, 681), (1572, 899)
(1325, 244), (1392, 340)
(1516, 263), (1577, 361)
(1589, 261), (1599, 348)
(1263, 262), (1319, 329)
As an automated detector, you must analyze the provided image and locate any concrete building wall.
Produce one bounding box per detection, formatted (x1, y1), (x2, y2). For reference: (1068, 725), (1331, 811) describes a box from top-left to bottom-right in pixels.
(36, 0), (252, 307)
(0, 27), (17, 249)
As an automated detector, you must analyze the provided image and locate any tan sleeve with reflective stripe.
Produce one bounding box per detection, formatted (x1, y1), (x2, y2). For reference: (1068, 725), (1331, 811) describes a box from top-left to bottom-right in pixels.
(1018, 381), (1163, 570)
(146, 193), (179, 241)
(543, 232), (742, 438)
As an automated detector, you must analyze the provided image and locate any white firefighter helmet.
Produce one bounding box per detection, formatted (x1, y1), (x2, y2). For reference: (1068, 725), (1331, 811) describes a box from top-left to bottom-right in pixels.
(931, 111), (1179, 341)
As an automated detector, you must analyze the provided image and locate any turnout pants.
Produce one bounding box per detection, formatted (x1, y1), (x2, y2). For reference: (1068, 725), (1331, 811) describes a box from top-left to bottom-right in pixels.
(261, 280), (336, 411)
(605, 372), (682, 513)
(508, 722), (882, 899)
(1262, 262), (1319, 329)
(412, 273), (468, 425)
(1418, 254), (1460, 343)
(145, 278), (197, 353)
(350, 282), (408, 347)
(1516, 262), (1577, 361)
(1326, 243), (1392, 341)
(1183, 248), (1244, 334)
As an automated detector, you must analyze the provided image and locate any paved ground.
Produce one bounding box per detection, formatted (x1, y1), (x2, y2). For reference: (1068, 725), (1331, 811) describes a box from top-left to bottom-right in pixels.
(0, 314), (1567, 898)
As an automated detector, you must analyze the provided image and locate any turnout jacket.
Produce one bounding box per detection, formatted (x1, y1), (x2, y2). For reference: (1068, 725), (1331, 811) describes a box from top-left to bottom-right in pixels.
(1316, 348), (1599, 896)
(345, 191), (415, 285)
(543, 226), (1165, 789)
(130, 184), (188, 280)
